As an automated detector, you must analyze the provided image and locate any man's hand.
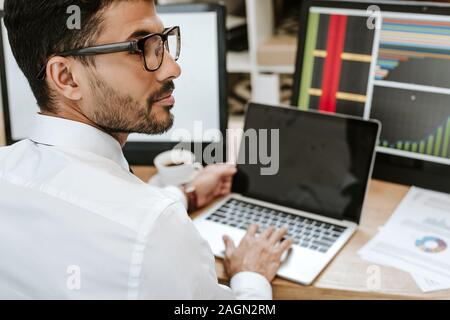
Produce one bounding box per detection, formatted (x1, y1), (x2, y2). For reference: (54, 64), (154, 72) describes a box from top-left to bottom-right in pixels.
(192, 164), (237, 209)
(223, 225), (293, 283)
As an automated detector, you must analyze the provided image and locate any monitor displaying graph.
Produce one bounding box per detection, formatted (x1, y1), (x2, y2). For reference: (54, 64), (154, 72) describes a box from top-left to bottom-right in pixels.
(295, 6), (450, 166)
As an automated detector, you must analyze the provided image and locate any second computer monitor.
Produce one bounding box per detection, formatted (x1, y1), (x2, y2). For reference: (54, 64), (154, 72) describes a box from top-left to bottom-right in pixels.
(292, 0), (450, 192)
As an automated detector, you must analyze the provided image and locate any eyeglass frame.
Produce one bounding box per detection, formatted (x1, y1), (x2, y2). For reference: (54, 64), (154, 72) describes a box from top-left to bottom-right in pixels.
(36, 26), (181, 80)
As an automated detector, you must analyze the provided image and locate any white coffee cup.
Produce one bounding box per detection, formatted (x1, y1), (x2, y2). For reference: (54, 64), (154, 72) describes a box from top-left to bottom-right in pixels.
(154, 149), (203, 186)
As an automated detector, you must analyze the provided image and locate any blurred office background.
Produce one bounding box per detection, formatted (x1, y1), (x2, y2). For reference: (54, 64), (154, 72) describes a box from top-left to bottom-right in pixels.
(1, 0), (450, 147)
(157, 0), (301, 115)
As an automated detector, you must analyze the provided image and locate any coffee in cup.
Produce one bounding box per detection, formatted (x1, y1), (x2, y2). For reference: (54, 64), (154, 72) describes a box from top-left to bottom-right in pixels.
(154, 150), (203, 186)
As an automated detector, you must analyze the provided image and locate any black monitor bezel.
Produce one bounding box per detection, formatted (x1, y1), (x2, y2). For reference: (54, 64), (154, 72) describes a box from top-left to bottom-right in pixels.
(0, 10), (12, 146)
(291, 0), (450, 193)
(234, 102), (381, 224)
(0, 4), (228, 166)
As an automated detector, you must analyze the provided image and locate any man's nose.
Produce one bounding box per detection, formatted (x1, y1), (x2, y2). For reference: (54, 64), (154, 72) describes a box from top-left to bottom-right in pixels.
(155, 49), (182, 82)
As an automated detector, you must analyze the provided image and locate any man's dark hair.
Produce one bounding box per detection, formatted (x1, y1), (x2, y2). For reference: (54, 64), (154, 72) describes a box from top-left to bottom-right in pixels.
(3, 0), (121, 112)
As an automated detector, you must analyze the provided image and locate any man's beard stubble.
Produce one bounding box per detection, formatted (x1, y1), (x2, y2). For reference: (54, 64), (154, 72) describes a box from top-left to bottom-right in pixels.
(88, 75), (175, 135)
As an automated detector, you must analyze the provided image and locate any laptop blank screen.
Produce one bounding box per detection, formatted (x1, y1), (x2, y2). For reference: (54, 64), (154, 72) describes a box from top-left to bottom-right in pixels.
(233, 104), (380, 224)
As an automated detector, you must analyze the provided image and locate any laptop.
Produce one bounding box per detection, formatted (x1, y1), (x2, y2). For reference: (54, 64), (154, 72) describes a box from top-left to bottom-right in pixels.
(194, 103), (381, 285)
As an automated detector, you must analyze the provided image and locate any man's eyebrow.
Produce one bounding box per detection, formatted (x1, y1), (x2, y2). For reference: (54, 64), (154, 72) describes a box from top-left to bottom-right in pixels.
(128, 28), (164, 39)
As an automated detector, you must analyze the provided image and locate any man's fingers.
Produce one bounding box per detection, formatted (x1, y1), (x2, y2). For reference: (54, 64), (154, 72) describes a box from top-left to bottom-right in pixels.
(204, 164), (236, 176)
(261, 226), (275, 239)
(217, 164), (237, 178)
(246, 224), (259, 237)
(221, 182), (232, 192)
(222, 177), (233, 185)
(219, 179), (233, 195)
(223, 235), (236, 257)
(276, 237), (294, 256)
(269, 227), (288, 245)
(220, 187), (232, 196)
(222, 180), (232, 188)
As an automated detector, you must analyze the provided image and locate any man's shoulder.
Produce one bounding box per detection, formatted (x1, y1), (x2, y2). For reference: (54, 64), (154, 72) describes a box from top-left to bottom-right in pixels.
(61, 160), (179, 229)
(0, 140), (43, 179)
(0, 139), (33, 159)
(0, 140), (180, 232)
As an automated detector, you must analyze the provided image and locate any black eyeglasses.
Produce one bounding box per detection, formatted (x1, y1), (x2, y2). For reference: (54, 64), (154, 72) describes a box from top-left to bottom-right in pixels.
(37, 26), (181, 80)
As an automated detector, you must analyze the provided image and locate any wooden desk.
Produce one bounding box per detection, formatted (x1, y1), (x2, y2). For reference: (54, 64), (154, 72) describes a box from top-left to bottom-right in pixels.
(133, 166), (450, 300)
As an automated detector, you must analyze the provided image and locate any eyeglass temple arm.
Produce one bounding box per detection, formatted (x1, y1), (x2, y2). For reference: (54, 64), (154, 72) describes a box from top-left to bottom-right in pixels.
(59, 41), (139, 57)
(36, 41), (139, 80)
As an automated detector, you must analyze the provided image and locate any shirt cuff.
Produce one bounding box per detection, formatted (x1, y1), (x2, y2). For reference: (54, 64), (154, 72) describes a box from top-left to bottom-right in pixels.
(230, 272), (273, 300)
(163, 186), (188, 210)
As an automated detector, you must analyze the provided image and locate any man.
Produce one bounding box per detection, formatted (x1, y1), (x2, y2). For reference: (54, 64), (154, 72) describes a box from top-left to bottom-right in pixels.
(0, 0), (292, 299)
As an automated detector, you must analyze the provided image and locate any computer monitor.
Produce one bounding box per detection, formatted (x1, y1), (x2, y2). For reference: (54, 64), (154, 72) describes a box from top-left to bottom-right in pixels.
(292, 0), (450, 193)
(0, 4), (228, 165)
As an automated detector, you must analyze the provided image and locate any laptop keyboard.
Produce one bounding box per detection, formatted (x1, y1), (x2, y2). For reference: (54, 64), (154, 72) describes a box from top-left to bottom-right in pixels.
(206, 199), (347, 254)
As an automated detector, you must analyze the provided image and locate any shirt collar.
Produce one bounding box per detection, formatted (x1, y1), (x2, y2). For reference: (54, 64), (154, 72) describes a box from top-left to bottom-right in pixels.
(29, 114), (130, 171)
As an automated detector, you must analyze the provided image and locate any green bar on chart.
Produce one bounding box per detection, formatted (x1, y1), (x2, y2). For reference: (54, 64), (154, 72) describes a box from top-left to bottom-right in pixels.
(397, 141), (403, 150)
(443, 118), (450, 158)
(420, 141), (426, 154)
(299, 13), (319, 111)
(434, 127), (443, 157)
(412, 143), (418, 153)
(404, 142), (411, 152)
(427, 135), (434, 155)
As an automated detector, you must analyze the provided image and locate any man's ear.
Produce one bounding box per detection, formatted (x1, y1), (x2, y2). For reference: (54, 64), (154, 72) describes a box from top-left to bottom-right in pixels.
(46, 56), (83, 101)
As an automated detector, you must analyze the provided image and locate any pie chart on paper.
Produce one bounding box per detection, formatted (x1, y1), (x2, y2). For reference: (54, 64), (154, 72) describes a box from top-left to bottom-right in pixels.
(415, 236), (448, 254)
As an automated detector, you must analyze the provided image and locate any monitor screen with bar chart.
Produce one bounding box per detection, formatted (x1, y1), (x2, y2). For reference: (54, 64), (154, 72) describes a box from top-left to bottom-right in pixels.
(292, 0), (450, 192)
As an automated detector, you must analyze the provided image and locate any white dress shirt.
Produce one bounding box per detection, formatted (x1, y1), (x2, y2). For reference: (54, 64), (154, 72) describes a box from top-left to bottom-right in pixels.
(0, 114), (272, 300)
